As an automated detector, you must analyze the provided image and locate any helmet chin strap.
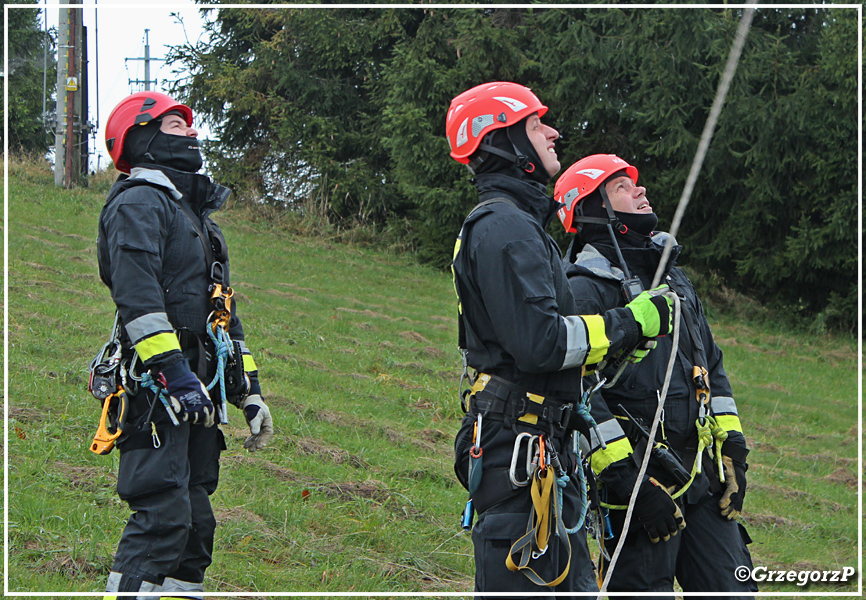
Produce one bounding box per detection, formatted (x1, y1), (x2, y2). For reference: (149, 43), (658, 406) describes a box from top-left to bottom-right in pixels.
(475, 142), (531, 171)
(141, 120), (163, 163)
(470, 129), (536, 174)
(598, 185), (634, 280)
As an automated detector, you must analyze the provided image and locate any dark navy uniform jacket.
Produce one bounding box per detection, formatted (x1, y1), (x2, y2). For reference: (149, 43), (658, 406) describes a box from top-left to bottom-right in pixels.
(97, 166), (247, 374)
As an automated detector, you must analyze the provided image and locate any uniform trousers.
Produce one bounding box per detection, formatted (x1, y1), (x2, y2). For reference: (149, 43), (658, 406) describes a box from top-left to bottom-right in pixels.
(602, 486), (757, 599)
(106, 390), (225, 597)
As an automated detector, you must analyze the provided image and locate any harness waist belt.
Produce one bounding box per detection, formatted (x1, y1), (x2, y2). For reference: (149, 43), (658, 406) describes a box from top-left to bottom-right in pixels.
(469, 373), (584, 434)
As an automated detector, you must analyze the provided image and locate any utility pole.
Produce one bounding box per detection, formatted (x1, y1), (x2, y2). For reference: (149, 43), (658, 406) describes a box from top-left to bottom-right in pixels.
(54, 6), (88, 188)
(127, 29), (163, 91)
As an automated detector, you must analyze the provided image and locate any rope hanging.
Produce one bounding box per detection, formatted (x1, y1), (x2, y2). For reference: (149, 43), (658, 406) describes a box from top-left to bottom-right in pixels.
(598, 9), (755, 597)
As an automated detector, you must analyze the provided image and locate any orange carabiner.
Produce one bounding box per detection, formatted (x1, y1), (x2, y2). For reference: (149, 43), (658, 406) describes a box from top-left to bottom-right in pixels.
(89, 388), (128, 455)
(209, 283), (234, 330)
(538, 435), (546, 470)
(470, 414), (483, 458)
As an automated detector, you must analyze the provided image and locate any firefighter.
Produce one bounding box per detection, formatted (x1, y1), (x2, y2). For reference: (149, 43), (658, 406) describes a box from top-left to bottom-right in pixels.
(97, 91), (274, 599)
(555, 154), (756, 598)
(447, 83), (674, 596)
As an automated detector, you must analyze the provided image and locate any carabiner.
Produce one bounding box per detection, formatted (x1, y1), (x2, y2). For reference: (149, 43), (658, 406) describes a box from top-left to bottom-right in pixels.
(470, 413), (483, 458)
(509, 432), (537, 487)
(151, 421), (161, 449)
(537, 435), (546, 471)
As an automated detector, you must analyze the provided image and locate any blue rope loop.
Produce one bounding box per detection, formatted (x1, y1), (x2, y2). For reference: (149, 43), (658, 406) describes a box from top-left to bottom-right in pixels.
(206, 324), (230, 403)
(206, 323), (231, 423)
(140, 371), (180, 426)
(553, 389), (597, 535)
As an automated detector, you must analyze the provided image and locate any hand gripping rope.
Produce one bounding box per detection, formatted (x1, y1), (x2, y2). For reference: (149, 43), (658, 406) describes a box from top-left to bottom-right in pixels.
(597, 9), (754, 597)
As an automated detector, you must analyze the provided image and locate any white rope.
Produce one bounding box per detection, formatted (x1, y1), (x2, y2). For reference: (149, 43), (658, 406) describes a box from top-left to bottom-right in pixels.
(598, 292), (680, 595)
(652, 8), (755, 289)
(598, 8), (755, 597)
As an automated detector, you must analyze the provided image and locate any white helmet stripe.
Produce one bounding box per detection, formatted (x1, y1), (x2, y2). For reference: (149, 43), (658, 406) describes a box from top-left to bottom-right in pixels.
(577, 168), (606, 180)
(456, 118), (469, 148)
(493, 96), (528, 112)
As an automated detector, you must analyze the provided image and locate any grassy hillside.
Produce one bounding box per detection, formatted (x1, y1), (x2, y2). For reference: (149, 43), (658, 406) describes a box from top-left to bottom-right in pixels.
(6, 157), (859, 596)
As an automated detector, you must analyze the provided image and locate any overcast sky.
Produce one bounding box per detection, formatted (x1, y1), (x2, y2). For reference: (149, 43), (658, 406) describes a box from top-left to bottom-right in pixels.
(39, 1), (209, 171)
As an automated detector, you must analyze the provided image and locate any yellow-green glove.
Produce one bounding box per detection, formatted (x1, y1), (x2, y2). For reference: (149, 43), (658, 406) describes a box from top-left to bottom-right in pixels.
(625, 285), (673, 338)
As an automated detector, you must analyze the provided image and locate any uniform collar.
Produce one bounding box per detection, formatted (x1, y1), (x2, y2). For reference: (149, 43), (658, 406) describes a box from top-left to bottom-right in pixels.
(130, 166), (231, 216)
(474, 173), (559, 228)
(129, 167), (183, 200)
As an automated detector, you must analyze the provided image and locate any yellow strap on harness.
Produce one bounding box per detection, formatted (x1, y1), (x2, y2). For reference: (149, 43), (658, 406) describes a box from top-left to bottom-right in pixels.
(470, 373), (548, 426)
(505, 460), (572, 587)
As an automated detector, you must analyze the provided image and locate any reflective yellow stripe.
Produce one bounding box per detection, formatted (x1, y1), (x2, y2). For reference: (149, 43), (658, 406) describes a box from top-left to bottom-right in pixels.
(583, 315), (610, 365)
(715, 414), (743, 434)
(452, 236), (463, 313)
(134, 331), (181, 362)
(242, 353), (257, 372)
(517, 392), (545, 425)
(589, 438), (632, 475)
(102, 597), (118, 600)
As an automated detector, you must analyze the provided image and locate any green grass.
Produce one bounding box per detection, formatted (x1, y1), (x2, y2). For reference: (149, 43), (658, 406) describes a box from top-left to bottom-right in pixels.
(6, 157), (859, 596)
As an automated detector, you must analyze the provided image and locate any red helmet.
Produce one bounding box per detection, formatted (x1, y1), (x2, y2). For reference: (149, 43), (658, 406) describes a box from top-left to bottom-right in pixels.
(446, 82), (548, 164)
(105, 91), (193, 173)
(554, 154), (639, 233)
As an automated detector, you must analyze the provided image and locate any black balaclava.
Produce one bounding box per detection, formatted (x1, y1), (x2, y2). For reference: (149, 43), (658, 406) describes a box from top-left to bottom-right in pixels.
(123, 113), (203, 173)
(470, 115), (551, 185)
(577, 171), (658, 249)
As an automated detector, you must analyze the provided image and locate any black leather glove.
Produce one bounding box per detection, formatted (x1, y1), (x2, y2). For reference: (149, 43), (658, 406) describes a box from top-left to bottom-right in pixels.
(601, 457), (685, 544)
(634, 476), (686, 543)
(162, 360), (215, 427)
(719, 440), (749, 520)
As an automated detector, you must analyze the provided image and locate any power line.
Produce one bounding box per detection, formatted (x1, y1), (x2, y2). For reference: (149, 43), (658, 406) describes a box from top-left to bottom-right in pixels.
(125, 29), (164, 92)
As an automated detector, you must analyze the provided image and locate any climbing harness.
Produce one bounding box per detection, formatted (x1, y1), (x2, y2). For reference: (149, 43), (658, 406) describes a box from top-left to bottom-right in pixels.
(172, 188), (248, 422)
(452, 197), (520, 411)
(458, 372), (600, 587)
(597, 292), (681, 592)
(597, 10), (755, 597)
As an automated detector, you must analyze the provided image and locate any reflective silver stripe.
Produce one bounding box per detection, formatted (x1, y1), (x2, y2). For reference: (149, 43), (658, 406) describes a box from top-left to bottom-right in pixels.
(125, 312), (174, 344)
(237, 339), (250, 354)
(160, 577), (204, 597)
(560, 315), (589, 370)
(105, 571), (161, 593)
(589, 418), (627, 452)
(711, 395), (739, 415)
(129, 167), (183, 200)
